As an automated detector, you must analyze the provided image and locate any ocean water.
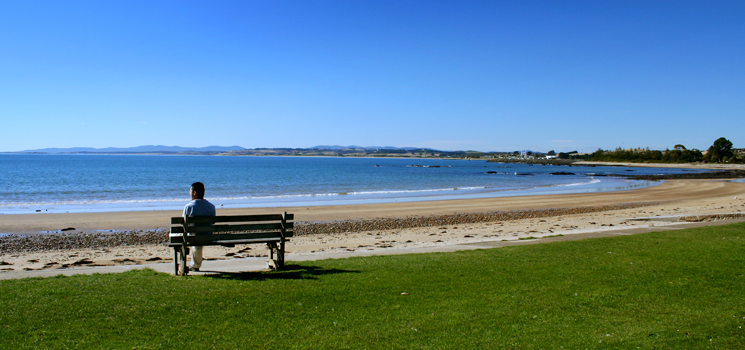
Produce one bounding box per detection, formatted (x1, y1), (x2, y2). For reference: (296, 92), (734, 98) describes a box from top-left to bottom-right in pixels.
(0, 154), (709, 214)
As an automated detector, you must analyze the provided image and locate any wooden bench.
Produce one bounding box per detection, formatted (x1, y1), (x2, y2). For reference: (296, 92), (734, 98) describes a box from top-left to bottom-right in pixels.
(167, 212), (293, 276)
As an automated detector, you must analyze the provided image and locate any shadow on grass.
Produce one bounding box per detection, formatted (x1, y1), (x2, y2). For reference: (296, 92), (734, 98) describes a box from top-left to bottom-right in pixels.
(198, 264), (359, 281)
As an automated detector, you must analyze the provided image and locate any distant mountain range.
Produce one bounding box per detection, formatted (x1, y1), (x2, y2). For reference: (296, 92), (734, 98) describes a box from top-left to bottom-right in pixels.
(19, 145), (443, 154)
(20, 145), (247, 153)
(311, 145), (437, 151)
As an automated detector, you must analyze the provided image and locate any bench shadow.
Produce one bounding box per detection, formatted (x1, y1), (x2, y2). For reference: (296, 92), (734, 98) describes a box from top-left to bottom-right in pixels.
(198, 264), (359, 281)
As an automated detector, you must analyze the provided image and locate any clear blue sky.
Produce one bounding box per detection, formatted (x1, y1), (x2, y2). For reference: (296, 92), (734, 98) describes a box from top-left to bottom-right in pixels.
(1, 1), (743, 153)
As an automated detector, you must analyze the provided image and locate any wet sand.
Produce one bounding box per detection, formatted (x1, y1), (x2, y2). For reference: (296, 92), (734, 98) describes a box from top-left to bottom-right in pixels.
(2, 179), (745, 277)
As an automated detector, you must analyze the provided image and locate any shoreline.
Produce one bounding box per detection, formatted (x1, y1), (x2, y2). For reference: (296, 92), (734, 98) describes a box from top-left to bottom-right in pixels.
(0, 179), (739, 235)
(1, 179), (744, 277)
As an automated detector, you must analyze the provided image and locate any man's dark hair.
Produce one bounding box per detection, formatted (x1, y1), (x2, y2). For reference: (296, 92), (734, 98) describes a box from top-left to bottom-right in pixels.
(191, 182), (205, 198)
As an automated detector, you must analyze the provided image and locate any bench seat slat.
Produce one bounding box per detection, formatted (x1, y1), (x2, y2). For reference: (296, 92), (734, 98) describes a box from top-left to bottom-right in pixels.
(212, 222), (293, 232)
(170, 223), (293, 234)
(172, 214), (294, 225)
(169, 227), (294, 237)
(169, 232), (290, 244)
(170, 226), (295, 234)
(169, 229), (294, 236)
(166, 237), (284, 247)
(168, 231), (294, 238)
(208, 214), (294, 223)
(215, 237), (281, 244)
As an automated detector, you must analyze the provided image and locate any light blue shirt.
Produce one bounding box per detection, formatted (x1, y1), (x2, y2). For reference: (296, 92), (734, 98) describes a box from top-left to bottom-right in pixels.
(183, 199), (216, 218)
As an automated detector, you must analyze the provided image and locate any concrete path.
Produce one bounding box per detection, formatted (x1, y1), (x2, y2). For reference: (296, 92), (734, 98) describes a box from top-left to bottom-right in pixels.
(2, 218), (743, 280)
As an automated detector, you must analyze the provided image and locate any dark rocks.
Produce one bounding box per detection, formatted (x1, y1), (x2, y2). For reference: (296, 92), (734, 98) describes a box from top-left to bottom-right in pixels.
(621, 170), (745, 180)
(677, 213), (745, 222)
(488, 159), (576, 166)
(71, 258), (94, 266)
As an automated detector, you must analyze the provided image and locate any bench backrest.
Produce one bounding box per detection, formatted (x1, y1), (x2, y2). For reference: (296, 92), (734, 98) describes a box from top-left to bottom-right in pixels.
(169, 213), (294, 244)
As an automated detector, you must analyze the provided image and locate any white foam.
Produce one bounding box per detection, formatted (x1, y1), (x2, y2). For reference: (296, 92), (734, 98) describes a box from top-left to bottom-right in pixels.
(558, 178), (602, 187)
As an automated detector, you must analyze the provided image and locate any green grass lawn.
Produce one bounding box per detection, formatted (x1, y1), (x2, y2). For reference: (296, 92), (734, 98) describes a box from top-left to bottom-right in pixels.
(2, 223), (744, 349)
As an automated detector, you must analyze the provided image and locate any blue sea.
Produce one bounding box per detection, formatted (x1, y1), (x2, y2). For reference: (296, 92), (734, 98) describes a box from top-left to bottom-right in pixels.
(0, 154), (711, 214)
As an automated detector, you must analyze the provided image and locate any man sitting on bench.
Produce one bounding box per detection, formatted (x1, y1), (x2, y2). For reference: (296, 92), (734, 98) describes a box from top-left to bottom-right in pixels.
(183, 182), (216, 272)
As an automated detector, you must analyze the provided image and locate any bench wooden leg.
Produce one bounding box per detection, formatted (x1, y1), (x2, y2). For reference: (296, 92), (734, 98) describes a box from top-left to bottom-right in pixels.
(277, 239), (285, 269)
(266, 242), (278, 270)
(173, 247), (179, 275)
(177, 246), (189, 276)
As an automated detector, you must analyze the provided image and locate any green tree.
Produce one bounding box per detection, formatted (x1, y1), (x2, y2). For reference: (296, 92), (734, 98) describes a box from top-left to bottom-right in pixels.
(706, 137), (734, 162)
(686, 149), (704, 162)
(547, 150), (556, 156)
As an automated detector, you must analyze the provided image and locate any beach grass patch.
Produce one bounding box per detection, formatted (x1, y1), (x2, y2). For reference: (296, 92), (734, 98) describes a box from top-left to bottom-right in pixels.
(1, 222), (744, 349)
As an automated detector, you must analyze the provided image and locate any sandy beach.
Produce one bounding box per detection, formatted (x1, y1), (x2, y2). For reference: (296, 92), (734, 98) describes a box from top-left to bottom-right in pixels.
(2, 178), (745, 277)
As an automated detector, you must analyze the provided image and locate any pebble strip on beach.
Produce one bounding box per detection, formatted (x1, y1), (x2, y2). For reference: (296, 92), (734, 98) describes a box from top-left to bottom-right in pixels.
(622, 169), (745, 180)
(3, 203), (743, 254)
(294, 203), (660, 236)
(0, 203), (657, 253)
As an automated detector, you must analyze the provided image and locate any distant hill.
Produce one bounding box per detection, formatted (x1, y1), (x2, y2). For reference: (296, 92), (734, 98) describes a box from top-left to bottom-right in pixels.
(311, 145), (437, 151)
(16, 145), (463, 156)
(21, 145), (246, 153)
(10, 145), (539, 159)
(311, 145), (366, 150)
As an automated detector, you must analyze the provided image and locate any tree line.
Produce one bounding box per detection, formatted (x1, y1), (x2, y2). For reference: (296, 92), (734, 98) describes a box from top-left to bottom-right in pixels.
(563, 137), (742, 164)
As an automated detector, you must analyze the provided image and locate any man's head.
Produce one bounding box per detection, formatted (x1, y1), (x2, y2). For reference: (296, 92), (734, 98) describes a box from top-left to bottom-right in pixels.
(190, 182), (205, 200)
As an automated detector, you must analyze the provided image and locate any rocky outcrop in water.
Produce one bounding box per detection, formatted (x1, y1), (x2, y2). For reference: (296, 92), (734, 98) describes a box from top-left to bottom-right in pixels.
(487, 159), (576, 166)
